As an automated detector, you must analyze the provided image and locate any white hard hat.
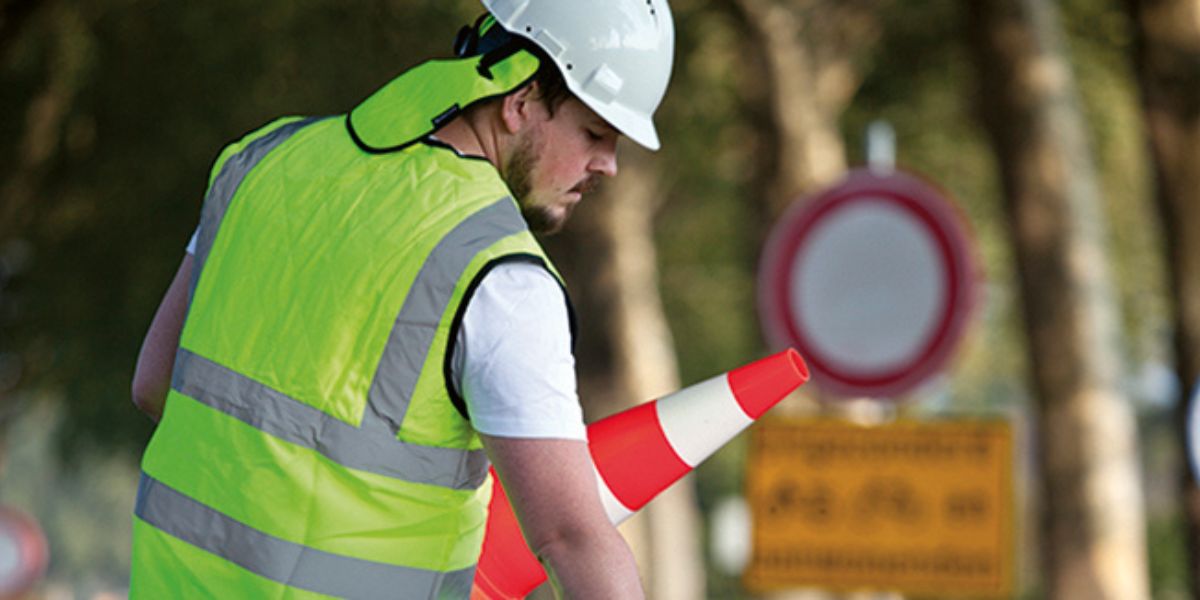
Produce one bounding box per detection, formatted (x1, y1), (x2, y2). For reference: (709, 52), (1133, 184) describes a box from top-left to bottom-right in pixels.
(481, 0), (675, 151)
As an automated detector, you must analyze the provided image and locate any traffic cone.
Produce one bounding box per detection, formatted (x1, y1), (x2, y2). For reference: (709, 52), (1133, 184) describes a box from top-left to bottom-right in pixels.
(471, 348), (809, 599)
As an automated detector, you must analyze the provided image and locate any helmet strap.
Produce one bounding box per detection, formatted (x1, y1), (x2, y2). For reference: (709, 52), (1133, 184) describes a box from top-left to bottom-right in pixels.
(455, 14), (532, 80)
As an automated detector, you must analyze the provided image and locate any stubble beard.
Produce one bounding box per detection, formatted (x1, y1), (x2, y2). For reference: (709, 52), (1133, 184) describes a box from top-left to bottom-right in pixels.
(504, 134), (568, 235)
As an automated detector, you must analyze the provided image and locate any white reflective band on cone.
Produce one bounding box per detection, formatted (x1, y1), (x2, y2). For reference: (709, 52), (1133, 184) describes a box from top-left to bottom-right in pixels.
(655, 375), (754, 468)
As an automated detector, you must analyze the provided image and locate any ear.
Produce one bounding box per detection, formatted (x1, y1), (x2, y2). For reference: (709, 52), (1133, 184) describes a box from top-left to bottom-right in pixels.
(499, 81), (540, 135)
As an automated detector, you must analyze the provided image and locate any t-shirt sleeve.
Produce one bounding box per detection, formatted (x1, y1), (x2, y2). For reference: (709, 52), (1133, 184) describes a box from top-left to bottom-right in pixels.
(450, 261), (586, 441)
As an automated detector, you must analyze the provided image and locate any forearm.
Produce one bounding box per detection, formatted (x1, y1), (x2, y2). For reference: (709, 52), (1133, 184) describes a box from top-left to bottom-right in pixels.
(132, 255), (192, 421)
(481, 434), (644, 599)
(537, 523), (643, 599)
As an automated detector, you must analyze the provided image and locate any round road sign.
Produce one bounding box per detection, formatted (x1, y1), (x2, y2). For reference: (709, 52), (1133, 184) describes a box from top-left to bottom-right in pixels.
(758, 168), (977, 399)
(0, 507), (48, 598)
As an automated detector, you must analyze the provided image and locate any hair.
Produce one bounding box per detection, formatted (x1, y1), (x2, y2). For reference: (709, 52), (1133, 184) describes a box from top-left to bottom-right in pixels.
(517, 39), (573, 117)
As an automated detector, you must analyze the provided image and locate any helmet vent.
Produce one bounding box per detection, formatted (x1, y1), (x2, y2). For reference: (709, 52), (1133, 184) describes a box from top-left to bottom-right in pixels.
(533, 29), (566, 58)
(583, 64), (624, 102)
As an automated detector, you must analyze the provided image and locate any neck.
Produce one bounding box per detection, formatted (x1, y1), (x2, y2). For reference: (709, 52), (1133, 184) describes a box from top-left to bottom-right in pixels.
(433, 111), (504, 170)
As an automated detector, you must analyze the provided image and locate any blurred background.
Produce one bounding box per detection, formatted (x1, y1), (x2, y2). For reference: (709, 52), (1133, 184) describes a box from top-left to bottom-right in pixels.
(1, 0), (1198, 598)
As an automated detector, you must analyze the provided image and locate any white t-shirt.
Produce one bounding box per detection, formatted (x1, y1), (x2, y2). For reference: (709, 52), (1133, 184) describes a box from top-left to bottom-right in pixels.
(185, 233), (586, 441)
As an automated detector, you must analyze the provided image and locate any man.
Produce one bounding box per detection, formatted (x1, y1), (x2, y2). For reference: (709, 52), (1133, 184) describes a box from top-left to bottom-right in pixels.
(128, 1), (674, 598)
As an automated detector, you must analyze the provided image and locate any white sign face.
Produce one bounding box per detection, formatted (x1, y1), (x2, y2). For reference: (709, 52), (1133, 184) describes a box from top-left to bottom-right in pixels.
(792, 199), (946, 376)
(758, 169), (976, 399)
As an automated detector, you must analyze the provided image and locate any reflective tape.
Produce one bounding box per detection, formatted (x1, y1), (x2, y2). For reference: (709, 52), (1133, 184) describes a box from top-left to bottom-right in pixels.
(192, 117), (326, 300)
(588, 402), (691, 511)
(655, 374), (752, 467)
(172, 348), (490, 490)
(183, 124), (527, 490)
(135, 473), (475, 600)
(362, 196), (528, 436)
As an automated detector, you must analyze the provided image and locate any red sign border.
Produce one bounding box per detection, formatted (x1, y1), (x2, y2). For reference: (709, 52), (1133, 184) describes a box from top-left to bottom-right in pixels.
(757, 168), (978, 399)
(0, 506), (49, 597)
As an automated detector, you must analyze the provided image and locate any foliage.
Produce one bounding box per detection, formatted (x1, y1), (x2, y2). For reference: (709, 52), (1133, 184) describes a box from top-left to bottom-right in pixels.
(0, 0), (481, 456)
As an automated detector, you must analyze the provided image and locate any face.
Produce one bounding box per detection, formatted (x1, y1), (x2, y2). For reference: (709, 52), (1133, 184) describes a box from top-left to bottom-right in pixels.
(503, 95), (619, 234)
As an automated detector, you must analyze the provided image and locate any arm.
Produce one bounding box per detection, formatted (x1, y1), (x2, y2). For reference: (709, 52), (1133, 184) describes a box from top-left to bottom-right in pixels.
(480, 434), (644, 600)
(131, 254), (193, 422)
(460, 263), (640, 596)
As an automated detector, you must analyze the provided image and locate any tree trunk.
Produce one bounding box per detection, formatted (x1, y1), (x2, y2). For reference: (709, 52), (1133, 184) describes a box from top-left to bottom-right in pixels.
(0, 2), (88, 243)
(729, 0), (882, 218)
(600, 144), (704, 600)
(539, 144), (703, 599)
(1126, 0), (1200, 595)
(728, 2), (886, 598)
(0, 0), (44, 60)
(968, 1), (1151, 598)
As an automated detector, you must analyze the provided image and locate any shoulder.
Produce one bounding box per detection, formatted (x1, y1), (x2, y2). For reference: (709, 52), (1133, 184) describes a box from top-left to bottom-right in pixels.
(207, 116), (318, 186)
(469, 261), (566, 332)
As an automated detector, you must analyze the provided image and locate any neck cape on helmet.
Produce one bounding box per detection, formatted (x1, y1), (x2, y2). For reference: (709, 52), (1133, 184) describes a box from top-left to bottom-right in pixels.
(347, 16), (540, 154)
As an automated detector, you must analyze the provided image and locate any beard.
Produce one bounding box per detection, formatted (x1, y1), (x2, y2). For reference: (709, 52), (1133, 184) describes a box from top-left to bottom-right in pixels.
(504, 133), (570, 235)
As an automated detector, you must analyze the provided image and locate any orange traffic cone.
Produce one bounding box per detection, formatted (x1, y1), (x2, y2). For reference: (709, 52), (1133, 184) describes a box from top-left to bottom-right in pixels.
(471, 349), (809, 599)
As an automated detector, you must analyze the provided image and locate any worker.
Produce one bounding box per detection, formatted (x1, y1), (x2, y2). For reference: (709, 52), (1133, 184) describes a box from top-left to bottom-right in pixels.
(127, 0), (674, 598)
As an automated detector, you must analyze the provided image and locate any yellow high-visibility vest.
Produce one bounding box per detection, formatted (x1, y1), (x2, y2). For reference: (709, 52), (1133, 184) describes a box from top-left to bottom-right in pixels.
(131, 45), (565, 599)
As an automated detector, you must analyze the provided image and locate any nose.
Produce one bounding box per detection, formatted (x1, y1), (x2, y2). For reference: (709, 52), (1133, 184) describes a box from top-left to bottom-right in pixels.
(589, 140), (618, 178)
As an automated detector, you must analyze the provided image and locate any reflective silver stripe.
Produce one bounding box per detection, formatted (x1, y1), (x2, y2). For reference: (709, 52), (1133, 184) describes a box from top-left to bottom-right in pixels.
(136, 473), (475, 600)
(172, 348), (490, 490)
(362, 196), (528, 436)
(191, 117), (325, 300)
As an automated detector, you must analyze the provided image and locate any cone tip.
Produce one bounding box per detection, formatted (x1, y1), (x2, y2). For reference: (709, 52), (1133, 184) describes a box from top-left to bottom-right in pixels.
(783, 348), (810, 384)
(727, 348), (810, 419)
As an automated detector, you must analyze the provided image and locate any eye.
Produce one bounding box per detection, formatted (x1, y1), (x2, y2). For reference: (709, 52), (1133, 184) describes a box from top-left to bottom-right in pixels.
(585, 128), (603, 142)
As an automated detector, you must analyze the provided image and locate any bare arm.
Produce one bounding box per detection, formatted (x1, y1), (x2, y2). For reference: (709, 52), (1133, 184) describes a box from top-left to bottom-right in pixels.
(131, 254), (193, 422)
(480, 434), (644, 600)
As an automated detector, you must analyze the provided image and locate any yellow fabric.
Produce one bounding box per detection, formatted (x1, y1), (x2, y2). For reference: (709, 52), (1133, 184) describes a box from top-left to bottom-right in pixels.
(133, 100), (559, 595)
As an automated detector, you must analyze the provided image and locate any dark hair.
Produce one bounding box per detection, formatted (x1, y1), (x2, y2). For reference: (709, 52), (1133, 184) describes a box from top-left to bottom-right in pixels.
(520, 40), (573, 116)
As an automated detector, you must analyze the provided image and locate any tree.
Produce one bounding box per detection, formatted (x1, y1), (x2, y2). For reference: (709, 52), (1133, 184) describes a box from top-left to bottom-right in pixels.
(968, 0), (1151, 597)
(594, 145), (704, 600)
(1126, 0), (1200, 595)
(0, 0), (43, 57)
(540, 146), (704, 599)
(0, 0), (476, 456)
(728, 0), (886, 219)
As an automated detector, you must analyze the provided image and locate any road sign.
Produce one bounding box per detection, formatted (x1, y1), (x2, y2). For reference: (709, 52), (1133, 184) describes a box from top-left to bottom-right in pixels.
(744, 418), (1014, 597)
(0, 506), (47, 598)
(758, 169), (977, 399)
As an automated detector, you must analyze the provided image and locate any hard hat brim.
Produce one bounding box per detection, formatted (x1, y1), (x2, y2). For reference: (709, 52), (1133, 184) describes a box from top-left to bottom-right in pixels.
(582, 97), (661, 152)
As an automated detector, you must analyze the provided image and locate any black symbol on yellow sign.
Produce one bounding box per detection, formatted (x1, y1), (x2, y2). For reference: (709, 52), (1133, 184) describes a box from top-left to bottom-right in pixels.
(944, 490), (989, 523)
(851, 477), (923, 527)
(761, 478), (992, 529)
(764, 479), (834, 525)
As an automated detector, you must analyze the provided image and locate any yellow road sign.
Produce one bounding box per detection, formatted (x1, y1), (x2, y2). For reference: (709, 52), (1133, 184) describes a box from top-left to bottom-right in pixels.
(744, 418), (1014, 597)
